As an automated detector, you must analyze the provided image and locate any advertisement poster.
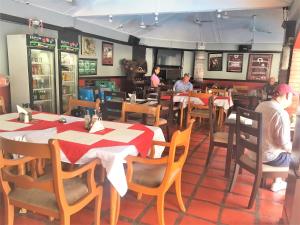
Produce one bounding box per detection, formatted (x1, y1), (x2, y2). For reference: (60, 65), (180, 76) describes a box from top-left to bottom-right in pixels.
(227, 54), (243, 72)
(247, 54), (273, 81)
(102, 42), (113, 66)
(208, 53), (223, 71)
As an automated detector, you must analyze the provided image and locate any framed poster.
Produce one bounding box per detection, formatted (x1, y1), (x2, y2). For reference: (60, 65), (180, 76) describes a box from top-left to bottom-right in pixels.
(78, 58), (97, 76)
(208, 53), (223, 71)
(102, 42), (113, 66)
(247, 54), (273, 81)
(81, 36), (96, 56)
(227, 54), (243, 72)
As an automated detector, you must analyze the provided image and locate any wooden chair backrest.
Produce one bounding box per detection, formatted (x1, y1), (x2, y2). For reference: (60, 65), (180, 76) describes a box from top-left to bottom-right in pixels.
(158, 90), (175, 114)
(103, 91), (126, 113)
(209, 88), (227, 96)
(188, 92), (213, 111)
(162, 119), (195, 185)
(236, 107), (262, 173)
(0, 96), (6, 114)
(0, 137), (54, 196)
(121, 102), (161, 126)
(65, 96), (100, 115)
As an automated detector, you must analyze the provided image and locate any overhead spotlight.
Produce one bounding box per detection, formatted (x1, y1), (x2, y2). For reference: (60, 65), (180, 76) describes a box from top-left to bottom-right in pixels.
(217, 9), (222, 13)
(109, 15), (113, 23)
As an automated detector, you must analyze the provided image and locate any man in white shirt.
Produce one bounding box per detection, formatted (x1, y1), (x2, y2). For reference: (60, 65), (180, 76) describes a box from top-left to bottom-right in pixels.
(255, 83), (297, 192)
(173, 73), (193, 93)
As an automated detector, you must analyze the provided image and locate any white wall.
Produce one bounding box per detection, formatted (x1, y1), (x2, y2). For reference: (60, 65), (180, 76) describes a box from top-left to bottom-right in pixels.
(0, 21), (58, 75)
(79, 37), (132, 77)
(203, 52), (281, 81)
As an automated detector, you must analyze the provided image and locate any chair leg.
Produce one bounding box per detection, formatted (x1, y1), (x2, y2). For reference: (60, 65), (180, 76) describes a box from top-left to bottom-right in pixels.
(157, 194), (166, 225)
(137, 192), (143, 200)
(166, 125), (170, 142)
(60, 214), (70, 225)
(248, 174), (262, 209)
(175, 173), (186, 212)
(205, 144), (214, 168)
(94, 189), (102, 225)
(229, 164), (240, 192)
(4, 200), (14, 225)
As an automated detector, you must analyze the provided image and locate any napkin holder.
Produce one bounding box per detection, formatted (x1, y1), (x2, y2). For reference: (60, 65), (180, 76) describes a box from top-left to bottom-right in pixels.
(19, 111), (32, 122)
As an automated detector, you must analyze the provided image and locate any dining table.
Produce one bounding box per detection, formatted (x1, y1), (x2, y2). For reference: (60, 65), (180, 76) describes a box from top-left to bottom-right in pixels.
(0, 112), (165, 225)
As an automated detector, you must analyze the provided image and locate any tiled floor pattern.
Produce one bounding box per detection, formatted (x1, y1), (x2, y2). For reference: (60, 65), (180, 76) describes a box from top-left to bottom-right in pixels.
(0, 126), (286, 225)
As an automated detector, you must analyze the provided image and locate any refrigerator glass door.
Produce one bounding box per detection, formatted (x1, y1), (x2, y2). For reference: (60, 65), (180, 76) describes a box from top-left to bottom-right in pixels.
(61, 52), (78, 113)
(31, 49), (56, 113)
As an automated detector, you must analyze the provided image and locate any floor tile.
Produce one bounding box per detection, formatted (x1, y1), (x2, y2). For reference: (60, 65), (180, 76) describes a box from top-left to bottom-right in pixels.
(140, 206), (179, 225)
(187, 200), (220, 222)
(221, 208), (256, 225)
(201, 177), (228, 191)
(194, 186), (224, 204)
(179, 215), (215, 225)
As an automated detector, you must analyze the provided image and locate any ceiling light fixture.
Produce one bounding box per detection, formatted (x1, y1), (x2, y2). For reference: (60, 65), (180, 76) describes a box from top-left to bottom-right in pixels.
(109, 15), (113, 23)
(154, 12), (159, 24)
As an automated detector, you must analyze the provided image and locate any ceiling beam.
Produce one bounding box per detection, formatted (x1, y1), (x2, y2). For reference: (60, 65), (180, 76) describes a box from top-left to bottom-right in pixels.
(73, 0), (293, 17)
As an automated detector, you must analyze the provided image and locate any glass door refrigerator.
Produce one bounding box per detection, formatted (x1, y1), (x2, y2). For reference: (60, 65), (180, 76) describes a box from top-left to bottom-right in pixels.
(7, 34), (57, 113)
(58, 40), (79, 113)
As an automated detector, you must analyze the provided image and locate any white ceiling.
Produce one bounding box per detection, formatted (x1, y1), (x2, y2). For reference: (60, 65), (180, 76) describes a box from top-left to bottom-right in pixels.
(10, 0), (295, 45)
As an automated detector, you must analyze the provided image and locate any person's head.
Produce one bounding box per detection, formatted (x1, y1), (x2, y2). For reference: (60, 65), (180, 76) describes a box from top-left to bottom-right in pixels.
(182, 73), (190, 83)
(269, 77), (276, 85)
(152, 66), (160, 75)
(272, 83), (297, 109)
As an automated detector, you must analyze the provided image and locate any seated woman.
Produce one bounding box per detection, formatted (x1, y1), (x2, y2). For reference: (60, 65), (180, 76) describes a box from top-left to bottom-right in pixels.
(173, 73), (193, 93)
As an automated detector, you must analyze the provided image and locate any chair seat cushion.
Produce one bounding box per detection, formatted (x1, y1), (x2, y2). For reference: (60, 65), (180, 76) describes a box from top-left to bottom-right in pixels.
(146, 117), (168, 126)
(9, 177), (88, 212)
(213, 132), (236, 145)
(239, 155), (289, 172)
(132, 163), (167, 187)
(190, 109), (209, 118)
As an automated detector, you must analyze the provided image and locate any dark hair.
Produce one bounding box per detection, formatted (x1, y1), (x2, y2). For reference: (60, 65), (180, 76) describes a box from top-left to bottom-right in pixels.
(152, 66), (160, 75)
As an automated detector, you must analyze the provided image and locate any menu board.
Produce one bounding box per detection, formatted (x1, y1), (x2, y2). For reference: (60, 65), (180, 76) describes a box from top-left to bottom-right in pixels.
(227, 54), (243, 72)
(78, 58), (97, 76)
(59, 40), (79, 53)
(247, 54), (273, 81)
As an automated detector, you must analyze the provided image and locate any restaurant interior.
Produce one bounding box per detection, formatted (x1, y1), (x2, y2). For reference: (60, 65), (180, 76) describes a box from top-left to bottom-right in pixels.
(1, 0), (300, 224)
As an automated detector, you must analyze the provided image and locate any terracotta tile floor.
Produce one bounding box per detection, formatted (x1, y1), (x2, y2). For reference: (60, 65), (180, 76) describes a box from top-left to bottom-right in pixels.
(0, 125), (287, 225)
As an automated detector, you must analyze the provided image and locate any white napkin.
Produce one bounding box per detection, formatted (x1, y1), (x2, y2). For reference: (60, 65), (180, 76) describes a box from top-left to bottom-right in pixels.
(16, 105), (31, 114)
(128, 93), (132, 98)
(89, 119), (105, 133)
(17, 105), (28, 114)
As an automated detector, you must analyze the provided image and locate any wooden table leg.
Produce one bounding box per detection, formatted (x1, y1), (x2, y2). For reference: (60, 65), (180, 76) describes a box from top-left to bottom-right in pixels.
(225, 125), (234, 178)
(110, 185), (120, 225)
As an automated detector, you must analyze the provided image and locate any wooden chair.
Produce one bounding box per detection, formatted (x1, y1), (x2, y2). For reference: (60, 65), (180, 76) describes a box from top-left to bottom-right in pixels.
(187, 92), (213, 126)
(121, 102), (170, 140)
(125, 119), (195, 225)
(103, 91), (126, 120)
(158, 90), (184, 129)
(65, 96), (101, 116)
(228, 107), (288, 208)
(0, 137), (102, 225)
(205, 97), (236, 175)
(0, 96), (6, 114)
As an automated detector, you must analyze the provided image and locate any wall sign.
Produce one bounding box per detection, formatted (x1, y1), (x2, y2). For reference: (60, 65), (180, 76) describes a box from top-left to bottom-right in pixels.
(102, 42), (113, 66)
(247, 54), (273, 81)
(59, 40), (79, 53)
(78, 58), (97, 76)
(227, 54), (243, 73)
(27, 34), (56, 49)
(208, 53), (223, 71)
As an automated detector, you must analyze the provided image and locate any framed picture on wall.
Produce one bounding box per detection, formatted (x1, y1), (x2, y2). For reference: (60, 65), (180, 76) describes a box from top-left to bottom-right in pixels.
(208, 53), (223, 71)
(227, 54), (243, 72)
(102, 42), (113, 66)
(81, 36), (96, 56)
(247, 54), (273, 81)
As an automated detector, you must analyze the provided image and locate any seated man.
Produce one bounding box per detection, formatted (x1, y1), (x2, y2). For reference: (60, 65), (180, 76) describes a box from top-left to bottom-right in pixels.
(255, 83), (297, 192)
(173, 73), (193, 93)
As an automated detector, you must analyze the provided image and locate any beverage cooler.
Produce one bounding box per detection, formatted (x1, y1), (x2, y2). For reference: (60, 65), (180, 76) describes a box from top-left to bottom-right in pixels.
(58, 40), (79, 113)
(7, 34), (57, 113)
